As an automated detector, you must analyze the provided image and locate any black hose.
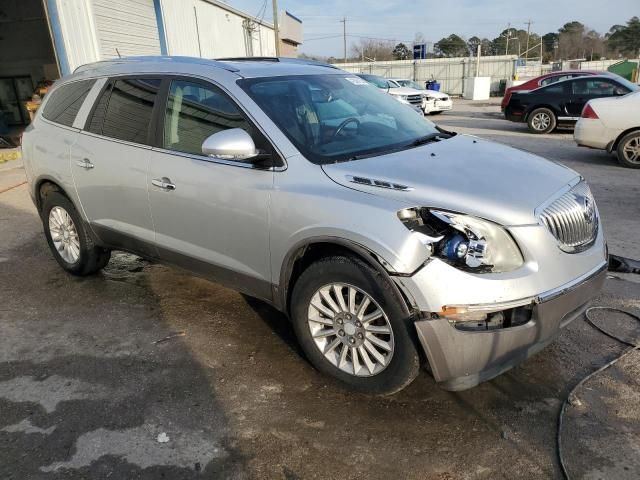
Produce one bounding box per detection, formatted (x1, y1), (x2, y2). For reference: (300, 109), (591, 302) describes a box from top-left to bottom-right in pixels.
(557, 306), (640, 480)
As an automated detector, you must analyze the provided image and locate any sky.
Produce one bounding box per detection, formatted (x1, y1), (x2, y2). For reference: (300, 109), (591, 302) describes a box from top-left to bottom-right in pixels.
(225, 0), (638, 57)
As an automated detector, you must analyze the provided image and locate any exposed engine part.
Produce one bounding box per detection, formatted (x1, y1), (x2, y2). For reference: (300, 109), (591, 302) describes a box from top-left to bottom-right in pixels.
(453, 306), (533, 332)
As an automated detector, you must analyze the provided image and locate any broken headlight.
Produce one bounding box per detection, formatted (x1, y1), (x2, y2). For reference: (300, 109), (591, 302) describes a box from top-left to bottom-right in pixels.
(398, 208), (523, 273)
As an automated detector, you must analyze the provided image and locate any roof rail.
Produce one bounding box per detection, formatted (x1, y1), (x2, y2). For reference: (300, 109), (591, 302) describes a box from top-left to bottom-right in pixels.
(216, 56), (341, 70)
(73, 56), (240, 75)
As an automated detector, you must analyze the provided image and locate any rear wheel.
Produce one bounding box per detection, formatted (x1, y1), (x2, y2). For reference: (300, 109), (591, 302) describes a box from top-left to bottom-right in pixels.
(527, 108), (556, 134)
(290, 255), (420, 395)
(42, 191), (111, 275)
(616, 131), (640, 169)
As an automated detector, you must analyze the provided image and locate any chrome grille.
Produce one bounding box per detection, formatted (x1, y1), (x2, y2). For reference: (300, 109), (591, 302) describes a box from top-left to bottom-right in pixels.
(539, 182), (598, 252)
(407, 94), (422, 105)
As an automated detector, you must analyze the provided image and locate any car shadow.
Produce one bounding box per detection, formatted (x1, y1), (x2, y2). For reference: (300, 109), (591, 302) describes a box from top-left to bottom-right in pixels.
(0, 204), (250, 479)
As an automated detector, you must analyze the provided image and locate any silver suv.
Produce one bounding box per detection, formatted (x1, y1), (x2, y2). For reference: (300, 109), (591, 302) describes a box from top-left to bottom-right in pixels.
(22, 57), (607, 394)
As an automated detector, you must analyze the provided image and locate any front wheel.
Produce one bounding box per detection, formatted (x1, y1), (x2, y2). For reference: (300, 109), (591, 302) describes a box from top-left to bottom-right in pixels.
(616, 131), (640, 169)
(290, 256), (420, 395)
(42, 191), (111, 275)
(527, 107), (556, 134)
(429, 111), (444, 115)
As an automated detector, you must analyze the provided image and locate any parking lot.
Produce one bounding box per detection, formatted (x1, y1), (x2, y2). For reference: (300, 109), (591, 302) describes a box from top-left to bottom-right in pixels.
(1, 100), (639, 480)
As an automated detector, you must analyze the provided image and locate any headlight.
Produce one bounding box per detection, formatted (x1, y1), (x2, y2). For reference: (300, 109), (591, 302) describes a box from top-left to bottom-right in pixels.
(397, 208), (523, 273)
(395, 95), (410, 104)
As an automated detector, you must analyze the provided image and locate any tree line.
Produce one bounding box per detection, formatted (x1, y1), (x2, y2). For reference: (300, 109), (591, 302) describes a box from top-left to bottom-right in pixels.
(311, 16), (640, 63)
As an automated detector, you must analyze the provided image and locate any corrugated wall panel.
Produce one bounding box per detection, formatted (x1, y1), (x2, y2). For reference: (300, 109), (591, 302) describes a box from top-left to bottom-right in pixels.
(255, 24), (276, 57)
(92, 0), (161, 58)
(55, 0), (100, 72)
(160, 0), (276, 58)
(158, 0), (201, 56)
(195, 3), (247, 58)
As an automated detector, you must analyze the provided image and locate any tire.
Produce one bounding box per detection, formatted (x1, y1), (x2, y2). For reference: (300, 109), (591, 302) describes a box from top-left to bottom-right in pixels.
(42, 191), (111, 275)
(429, 111), (444, 115)
(527, 107), (556, 134)
(290, 255), (420, 395)
(616, 131), (640, 169)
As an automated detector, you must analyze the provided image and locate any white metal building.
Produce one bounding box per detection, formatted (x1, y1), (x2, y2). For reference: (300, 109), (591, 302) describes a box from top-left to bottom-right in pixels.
(1, 0), (299, 126)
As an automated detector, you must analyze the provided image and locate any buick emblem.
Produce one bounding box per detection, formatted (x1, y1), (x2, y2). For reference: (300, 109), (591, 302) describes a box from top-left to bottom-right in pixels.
(577, 194), (596, 225)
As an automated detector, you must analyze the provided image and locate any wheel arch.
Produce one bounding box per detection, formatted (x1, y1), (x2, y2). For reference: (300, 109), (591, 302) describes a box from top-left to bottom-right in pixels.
(278, 238), (413, 318)
(34, 176), (70, 214)
(609, 127), (640, 153)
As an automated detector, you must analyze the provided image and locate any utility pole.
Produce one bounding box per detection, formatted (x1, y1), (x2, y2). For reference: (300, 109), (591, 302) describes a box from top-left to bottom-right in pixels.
(524, 19), (532, 61)
(505, 23), (511, 55)
(272, 0), (281, 57)
(340, 17), (347, 63)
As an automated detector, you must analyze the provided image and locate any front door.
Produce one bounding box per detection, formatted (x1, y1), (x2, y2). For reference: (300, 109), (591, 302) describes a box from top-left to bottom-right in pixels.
(147, 78), (274, 301)
(71, 77), (162, 256)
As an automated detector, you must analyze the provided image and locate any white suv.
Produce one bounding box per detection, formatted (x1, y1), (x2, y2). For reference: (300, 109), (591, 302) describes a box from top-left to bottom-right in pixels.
(355, 74), (424, 114)
(391, 79), (453, 115)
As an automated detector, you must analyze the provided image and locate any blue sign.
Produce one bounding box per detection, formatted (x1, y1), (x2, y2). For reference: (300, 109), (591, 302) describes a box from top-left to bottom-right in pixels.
(413, 44), (426, 60)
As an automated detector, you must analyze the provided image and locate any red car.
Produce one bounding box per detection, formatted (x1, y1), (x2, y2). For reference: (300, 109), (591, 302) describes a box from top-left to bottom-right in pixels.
(501, 70), (604, 111)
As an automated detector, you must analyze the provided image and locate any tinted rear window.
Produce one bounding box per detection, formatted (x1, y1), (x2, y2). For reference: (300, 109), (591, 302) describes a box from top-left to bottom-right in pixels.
(86, 82), (113, 135)
(42, 80), (96, 127)
(100, 78), (161, 145)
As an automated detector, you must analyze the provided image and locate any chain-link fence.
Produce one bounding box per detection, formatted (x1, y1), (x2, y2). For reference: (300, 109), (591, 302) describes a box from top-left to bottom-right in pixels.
(337, 55), (518, 96)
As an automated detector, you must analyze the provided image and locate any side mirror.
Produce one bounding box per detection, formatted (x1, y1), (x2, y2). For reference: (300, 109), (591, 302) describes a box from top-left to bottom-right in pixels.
(201, 128), (258, 161)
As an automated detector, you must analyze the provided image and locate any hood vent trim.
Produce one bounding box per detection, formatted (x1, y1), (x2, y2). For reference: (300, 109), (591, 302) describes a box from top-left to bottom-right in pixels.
(347, 175), (414, 192)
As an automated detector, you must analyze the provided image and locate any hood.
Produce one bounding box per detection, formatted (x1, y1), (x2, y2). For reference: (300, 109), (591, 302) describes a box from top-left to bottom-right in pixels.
(388, 87), (423, 96)
(321, 135), (578, 226)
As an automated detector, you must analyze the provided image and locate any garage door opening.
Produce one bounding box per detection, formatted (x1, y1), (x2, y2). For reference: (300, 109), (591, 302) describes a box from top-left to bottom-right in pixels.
(0, 0), (59, 129)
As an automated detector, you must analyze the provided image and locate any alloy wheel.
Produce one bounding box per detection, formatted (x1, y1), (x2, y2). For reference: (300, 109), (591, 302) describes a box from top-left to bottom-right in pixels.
(622, 137), (640, 164)
(49, 206), (81, 264)
(531, 112), (551, 131)
(307, 283), (394, 377)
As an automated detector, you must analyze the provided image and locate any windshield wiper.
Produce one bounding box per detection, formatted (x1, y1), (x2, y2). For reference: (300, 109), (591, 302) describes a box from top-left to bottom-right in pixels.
(341, 132), (453, 162)
(409, 133), (448, 147)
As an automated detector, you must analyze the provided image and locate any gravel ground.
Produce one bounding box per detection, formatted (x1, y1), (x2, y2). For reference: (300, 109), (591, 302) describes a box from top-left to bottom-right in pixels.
(0, 101), (639, 479)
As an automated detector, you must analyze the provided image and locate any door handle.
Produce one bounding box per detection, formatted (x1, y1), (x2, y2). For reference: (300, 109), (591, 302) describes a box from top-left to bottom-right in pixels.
(76, 158), (94, 169)
(151, 177), (176, 191)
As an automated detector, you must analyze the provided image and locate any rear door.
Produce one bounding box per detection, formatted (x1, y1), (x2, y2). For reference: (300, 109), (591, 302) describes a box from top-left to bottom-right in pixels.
(565, 78), (630, 117)
(147, 77), (276, 301)
(71, 77), (162, 256)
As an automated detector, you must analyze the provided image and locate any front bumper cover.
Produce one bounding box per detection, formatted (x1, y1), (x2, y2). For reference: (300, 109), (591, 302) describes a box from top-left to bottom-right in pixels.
(423, 98), (452, 113)
(413, 263), (607, 391)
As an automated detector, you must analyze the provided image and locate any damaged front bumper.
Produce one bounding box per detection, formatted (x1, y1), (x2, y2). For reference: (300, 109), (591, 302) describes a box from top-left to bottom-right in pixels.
(409, 263), (607, 390)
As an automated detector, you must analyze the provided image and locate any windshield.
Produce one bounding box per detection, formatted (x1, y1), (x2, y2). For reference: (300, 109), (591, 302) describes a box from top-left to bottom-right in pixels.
(397, 80), (423, 90)
(356, 74), (390, 89)
(239, 74), (442, 164)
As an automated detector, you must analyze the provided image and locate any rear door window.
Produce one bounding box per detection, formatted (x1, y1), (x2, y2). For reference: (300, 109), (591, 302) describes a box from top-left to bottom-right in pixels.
(91, 78), (161, 145)
(540, 82), (568, 94)
(86, 82), (113, 135)
(572, 79), (629, 96)
(42, 79), (96, 127)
